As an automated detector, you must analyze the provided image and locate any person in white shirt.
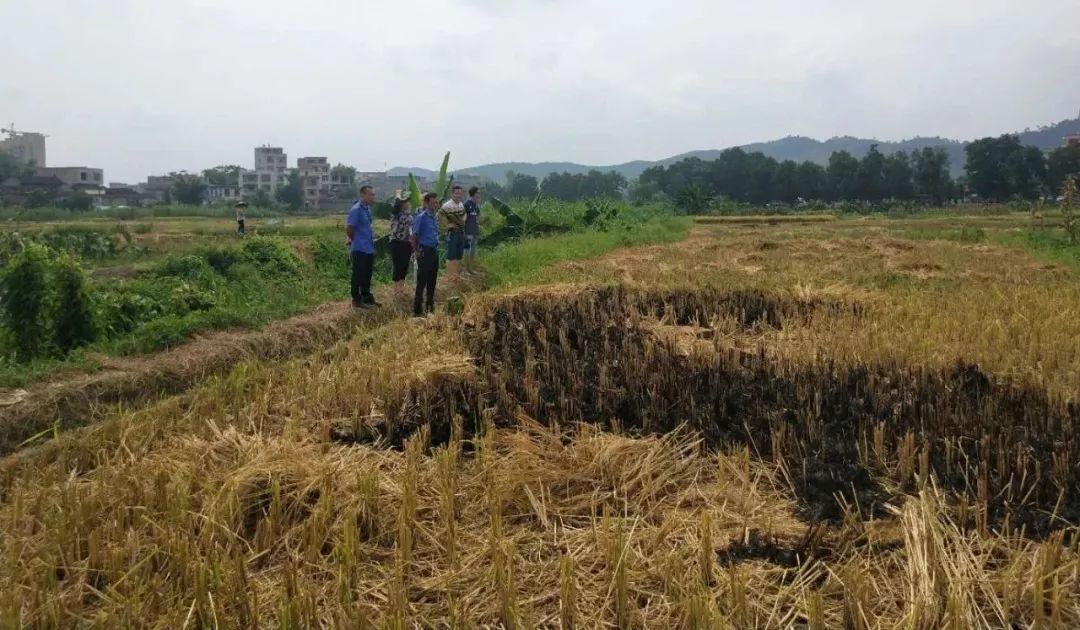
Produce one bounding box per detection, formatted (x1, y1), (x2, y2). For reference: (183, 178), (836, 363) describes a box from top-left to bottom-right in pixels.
(439, 185), (467, 282)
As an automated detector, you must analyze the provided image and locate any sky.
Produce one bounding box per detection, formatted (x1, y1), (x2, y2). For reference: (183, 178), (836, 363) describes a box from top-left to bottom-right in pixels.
(2, 0), (1079, 184)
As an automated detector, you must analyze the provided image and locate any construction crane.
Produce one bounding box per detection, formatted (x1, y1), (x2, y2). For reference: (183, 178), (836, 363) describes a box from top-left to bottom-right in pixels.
(1, 123), (48, 138)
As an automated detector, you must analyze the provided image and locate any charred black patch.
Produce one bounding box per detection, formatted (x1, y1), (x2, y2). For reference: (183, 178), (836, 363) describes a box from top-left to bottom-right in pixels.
(340, 286), (1080, 537)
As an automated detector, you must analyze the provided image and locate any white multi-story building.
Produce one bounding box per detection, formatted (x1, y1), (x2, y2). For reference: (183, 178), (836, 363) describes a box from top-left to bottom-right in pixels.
(297, 156), (330, 209)
(253, 145), (288, 193)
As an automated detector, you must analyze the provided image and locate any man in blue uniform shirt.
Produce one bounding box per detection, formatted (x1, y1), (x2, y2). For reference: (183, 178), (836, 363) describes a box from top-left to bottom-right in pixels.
(346, 185), (379, 308)
(411, 192), (441, 316)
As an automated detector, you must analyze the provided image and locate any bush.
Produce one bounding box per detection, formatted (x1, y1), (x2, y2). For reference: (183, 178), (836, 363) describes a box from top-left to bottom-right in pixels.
(204, 246), (240, 274)
(41, 228), (120, 260)
(52, 253), (97, 354)
(169, 281), (217, 313)
(0, 242), (53, 359)
(97, 287), (168, 337)
(310, 235), (350, 282)
(64, 191), (94, 212)
(239, 237), (303, 276)
(153, 254), (214, 281)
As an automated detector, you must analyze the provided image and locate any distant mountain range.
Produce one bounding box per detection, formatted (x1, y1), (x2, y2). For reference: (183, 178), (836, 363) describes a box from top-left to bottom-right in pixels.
(389, 115), (1080, 182)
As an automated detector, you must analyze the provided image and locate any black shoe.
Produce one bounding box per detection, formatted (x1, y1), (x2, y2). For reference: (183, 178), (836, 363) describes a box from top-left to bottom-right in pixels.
(352, 300), (364, 308)
(358, 302), (375, 310)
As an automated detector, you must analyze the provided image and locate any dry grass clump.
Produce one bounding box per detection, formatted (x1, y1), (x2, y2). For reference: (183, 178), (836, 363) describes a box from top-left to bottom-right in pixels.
(0, 317), (470, 496)
(7, 410), (1077, 627)
(4, 419), (1078, 627)
(0, 414), (808, 626)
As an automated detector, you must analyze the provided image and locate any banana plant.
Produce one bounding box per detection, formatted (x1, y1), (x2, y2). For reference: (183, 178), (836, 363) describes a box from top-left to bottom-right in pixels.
(407, 173), (423, 209)
(434, 152), (451, 201)
(406, 151), (454, 204)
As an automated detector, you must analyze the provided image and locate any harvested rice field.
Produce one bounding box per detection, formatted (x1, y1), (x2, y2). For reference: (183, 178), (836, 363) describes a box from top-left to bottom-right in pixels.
(3, 215), (1080, 628)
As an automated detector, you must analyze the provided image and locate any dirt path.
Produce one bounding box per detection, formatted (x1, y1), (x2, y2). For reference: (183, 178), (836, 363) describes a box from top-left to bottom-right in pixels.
(0, 280), (479, 456)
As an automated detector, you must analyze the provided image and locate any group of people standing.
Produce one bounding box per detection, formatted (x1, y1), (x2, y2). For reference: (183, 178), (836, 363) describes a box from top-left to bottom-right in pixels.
(346, 184), (481, 317)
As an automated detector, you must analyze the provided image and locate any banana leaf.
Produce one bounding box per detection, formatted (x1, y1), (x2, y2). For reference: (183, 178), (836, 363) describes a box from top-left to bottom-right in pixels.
(435, 152), (451, 200)
(490, 197), (525, 228)
(407, 173), (423, 209)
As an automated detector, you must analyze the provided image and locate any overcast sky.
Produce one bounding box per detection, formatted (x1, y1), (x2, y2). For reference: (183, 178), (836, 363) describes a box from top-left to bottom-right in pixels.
(3, 0), (1079, 183)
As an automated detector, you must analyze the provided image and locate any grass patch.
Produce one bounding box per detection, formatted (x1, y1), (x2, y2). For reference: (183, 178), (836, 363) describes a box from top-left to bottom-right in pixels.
(993, 228), (1080, 269)
(482, 216), (693, 287)
(0, 212), (690, 388)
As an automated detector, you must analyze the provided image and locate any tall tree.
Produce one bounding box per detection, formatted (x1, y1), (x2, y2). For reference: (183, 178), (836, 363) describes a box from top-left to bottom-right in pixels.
(827, 151), (860, 201)
(330, 164), (357, 182)
(201, 165), (243, 186)
(965, 135), (1047, 201)
(854, 144), (887, 201)
(628, 179), (663, 205)
(275, 171), (304, 209)
(541, 171), (579, 201)
(883, 151), (914, 200)
(1047, 144), (1080, 194)
(331, 164), (358, 200)
(745, 152), (779, 204)
(794, 161), (828, 201)
(506, 172), (540, 200)
(1013, 145), (1048, 200)
(912, 147), (953, 205)
(772, 160), (800, 204)
(172, 173), (207, 205)
(0, 151), (35, 182)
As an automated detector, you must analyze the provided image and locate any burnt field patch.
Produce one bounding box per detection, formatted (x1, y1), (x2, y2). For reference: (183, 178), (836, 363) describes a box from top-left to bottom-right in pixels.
(336, 285), (1080, 535)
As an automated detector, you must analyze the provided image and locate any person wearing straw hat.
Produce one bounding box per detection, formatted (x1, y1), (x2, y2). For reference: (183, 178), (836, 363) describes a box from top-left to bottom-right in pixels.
(388, 190), (414, 299)
(235, 201), (247, 237)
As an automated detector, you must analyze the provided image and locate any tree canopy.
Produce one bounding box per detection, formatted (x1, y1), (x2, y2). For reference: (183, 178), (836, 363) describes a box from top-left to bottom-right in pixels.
(964, 135), (1047, 201)
(171, 173), (207, 205)
(276, 171), (304, 210)
(541, 170), (627, 201)
(201, 165), (243, 186)
(504, 171), (540, 200)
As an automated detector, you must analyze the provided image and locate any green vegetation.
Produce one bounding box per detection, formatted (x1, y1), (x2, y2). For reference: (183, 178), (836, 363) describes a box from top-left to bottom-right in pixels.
(641, 144), (958, 210)
(639, 134), (1073, 212)
(0, 243), (53, 360)
(483, 214), (691, 287)
(0, 201), (683, 387)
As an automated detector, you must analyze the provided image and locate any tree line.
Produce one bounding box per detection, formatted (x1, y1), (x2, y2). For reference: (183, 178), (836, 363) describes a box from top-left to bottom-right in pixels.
(484, 169), (628, 202)
(637, 135), (1080, 209)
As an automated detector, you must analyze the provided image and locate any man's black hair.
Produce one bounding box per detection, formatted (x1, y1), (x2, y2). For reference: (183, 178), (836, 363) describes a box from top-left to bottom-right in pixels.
(359, 185), (373, 195)
(451, 184), (463, 191)
(423, 192), (438, 203)
(468, 186), (480, 197)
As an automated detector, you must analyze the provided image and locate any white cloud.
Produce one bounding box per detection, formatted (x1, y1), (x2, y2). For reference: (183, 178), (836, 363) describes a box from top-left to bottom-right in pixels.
(2, 0), (1077, 182)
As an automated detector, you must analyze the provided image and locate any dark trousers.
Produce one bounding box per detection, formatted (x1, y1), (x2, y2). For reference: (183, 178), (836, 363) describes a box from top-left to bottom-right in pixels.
(389, 239), (412, 281)
(351, 251), (375, 305)
(413, 245), (438, 314)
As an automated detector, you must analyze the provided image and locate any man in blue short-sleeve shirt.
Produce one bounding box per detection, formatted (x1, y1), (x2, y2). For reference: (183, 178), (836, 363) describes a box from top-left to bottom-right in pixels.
(346, 185), (378, 308)
(410, 192), (440, 316)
